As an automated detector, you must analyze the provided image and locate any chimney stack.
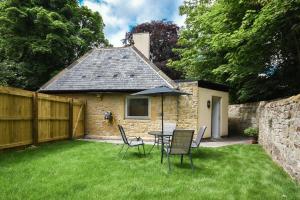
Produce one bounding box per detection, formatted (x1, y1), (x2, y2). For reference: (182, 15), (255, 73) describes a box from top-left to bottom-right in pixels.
(132, 32), (150, 59)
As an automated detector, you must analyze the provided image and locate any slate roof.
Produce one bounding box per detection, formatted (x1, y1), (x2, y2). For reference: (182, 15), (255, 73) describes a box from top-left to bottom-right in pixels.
(40, 46), (176, 93)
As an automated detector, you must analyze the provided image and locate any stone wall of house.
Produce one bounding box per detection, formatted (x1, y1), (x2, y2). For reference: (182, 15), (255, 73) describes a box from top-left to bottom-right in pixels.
(177, 82), (200, 132)
(229, 94), (300, 182)
(59, 81), (228, 139)
(57, 81), (230, 141)
(63, 93), (178, 140)
(59, 82), (201, 140)
(177, 81), (229, 138)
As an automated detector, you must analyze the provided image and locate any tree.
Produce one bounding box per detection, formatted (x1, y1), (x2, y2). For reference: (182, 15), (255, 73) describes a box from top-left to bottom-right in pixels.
(0, 0), (109, 90)
(123, 20), (182, 79)
(169, 0), (300, 103)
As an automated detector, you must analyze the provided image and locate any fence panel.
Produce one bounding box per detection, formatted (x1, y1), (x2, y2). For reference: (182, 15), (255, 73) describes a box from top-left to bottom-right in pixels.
(0, 86), (85, 149)
(0, 87), (33, 148)
(37, 93), (70, 143)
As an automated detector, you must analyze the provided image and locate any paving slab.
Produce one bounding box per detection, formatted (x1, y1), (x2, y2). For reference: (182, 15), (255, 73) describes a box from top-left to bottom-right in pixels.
(79, 136), (252, 148)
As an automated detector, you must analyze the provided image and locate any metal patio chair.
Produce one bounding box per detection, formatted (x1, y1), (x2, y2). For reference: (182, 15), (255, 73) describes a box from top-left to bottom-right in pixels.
(191, 126), (207, 148)
(158, 122), (176, 146)
(118, 125), (145, 158)
(162, 129), (195, 172)
(149, 122), (176, 153)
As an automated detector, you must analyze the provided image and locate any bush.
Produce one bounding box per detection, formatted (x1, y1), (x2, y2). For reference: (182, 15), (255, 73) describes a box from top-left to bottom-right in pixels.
(244, 127), (258, 138)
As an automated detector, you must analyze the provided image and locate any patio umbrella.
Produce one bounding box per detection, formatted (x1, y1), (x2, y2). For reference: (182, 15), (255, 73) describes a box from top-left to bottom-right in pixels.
(131, 86), (191, 134)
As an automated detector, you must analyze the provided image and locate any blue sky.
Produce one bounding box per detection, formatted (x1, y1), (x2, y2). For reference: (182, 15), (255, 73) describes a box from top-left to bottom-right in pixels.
(79, 0), (185, 46)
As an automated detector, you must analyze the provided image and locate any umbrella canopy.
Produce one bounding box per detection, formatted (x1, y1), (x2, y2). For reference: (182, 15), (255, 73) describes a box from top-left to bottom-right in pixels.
(131, 86), (191, 96)
(131, 86), (191, 135)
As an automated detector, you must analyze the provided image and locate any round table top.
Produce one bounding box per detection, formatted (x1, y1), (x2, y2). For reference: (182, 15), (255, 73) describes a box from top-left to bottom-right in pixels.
(148, 131), (173, 137)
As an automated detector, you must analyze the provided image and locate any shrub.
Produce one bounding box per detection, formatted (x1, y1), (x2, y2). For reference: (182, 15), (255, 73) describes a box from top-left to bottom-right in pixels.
(244, 127), (259, 138)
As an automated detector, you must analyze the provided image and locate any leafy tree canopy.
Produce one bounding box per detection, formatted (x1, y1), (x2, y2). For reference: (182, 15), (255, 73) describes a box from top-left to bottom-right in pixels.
(0, 0), (109, 90)
(169, 0), (300, 103)
(123, 20), (182, 80)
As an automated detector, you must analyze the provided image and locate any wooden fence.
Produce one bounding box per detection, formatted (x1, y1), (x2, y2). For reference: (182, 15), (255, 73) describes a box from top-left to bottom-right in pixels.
(0, 86), (85, 149)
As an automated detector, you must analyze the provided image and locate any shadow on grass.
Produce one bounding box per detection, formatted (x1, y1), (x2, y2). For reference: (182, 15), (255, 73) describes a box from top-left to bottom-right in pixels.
(0, 140), (90, 166)
(191, 148), (226, 161)
(172, 162), (201, 171)
(117, 149), (149, 160)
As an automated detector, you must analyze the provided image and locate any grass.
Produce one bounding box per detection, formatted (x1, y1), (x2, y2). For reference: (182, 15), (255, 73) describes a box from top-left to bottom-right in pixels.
(0, 141), (299, 200)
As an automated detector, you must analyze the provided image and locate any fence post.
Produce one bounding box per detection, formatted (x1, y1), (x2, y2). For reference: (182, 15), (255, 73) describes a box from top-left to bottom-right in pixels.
(69, 98), (74, 139)
(32, 92), (39, 145)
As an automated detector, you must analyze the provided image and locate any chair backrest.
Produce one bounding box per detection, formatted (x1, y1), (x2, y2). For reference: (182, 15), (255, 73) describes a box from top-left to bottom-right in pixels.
(170, 130), (194, 155)
(163, 122), (176, 135)
(118, 125), (128, 145)
(194, 126), (207, 147)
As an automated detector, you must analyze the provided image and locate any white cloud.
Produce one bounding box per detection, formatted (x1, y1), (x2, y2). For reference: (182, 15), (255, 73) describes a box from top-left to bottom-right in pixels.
(109, 28), (128, 46)
(83, 0), (130, 46)
(129, 0), (145, 9)
(83, 0), (127, 27)
(83, 0), (185, 47)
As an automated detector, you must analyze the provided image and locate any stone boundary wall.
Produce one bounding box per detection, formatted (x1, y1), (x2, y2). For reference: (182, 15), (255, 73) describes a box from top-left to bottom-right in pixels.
(229, 94), (300, 182)
(228, 102), (260, 135)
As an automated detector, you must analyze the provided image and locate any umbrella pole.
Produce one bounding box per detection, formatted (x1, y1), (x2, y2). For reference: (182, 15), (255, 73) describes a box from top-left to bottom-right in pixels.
(161, 94), (164, 134)
(161, 94), (164, 164)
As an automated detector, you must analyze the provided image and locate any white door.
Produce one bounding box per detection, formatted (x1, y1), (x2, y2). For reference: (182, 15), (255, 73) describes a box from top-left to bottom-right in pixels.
(211, 96), (221, 139)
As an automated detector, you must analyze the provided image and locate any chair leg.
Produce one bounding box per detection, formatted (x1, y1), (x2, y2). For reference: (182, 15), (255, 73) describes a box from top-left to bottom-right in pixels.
(154, 135), (158, 149)
(119, 144), (125, 154)
(157, 136), (162, 149)
(149, 142), (156, 154)
(122, 146), (129, 159)
(142, 144), (145, 155)
(181, 154), (183, 165)
(167, 153), (171, 172)
(189, 152), (194, 172)
(138, 145), (141, 154)
(149, 135), (157, 154)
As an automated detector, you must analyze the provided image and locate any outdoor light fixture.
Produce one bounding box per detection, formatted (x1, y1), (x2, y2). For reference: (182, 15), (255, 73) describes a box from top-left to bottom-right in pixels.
(104, 111), (113, 121)
(207, 100), (211, 108)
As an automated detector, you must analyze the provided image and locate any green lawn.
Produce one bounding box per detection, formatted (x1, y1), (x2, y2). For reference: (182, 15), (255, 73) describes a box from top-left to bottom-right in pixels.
(0, 141), (299, 200)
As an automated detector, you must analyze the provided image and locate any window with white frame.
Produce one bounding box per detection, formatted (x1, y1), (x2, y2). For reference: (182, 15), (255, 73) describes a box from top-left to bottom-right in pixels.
(125, 96), (150, 119)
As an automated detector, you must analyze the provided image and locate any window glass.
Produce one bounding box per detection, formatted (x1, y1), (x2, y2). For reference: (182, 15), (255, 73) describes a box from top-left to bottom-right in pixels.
(126, 97), (149, 117)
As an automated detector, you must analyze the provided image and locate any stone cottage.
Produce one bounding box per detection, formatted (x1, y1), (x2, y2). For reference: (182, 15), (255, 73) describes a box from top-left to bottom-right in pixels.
(39, 33), (229, 140)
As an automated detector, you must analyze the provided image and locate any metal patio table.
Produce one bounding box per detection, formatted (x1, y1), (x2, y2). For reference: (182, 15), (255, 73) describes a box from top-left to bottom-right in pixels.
(148, 131), (173, 163)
